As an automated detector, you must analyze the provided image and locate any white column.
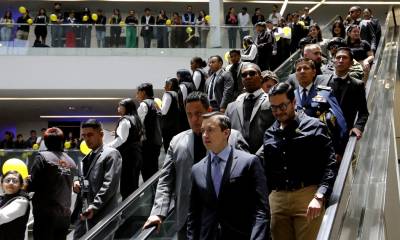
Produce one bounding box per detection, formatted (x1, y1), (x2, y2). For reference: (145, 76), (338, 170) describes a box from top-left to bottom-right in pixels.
(209, 0), (224, 48)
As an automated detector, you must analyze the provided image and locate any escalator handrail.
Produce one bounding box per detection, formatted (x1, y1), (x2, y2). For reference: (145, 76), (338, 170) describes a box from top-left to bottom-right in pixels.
(79, 169), (163, 240)
(273, 14), (340, 76)
(316, 6), (393, 240)
(134, 205), (176, 240)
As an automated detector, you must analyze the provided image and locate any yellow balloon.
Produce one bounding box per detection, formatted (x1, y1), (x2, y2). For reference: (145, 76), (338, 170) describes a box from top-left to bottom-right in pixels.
(91, 13), (98, 21)
(3, 158), (29, 179)
(50, 14), (58, 22)
(80, 141), (91, 155)
(166, 19), (172, 25)
(64, 141), (71, 149)
(283, 27), (291, 36)
(27, 18), (33, 25)
(154, 98), (162, 109)
(119, 21), (126, 27)
(275, 35), (281, 42)
(298, 21), (305, 27)
(32, 143), (39, 150)
(224, 51), (230, 63)
(19, 6), (27, 15)
(186, 27), (193, 34)
(83, 15), (89, 22)
(205, 15), (211, 22)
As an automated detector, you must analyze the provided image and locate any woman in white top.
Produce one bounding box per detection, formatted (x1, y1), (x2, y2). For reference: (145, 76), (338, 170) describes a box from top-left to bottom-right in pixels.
(0, 10), (14, 42)
(196, 10), (209, 48)
(190, 56), (208, 92)
(241, 35), (258, 64)
(108, 98), (143, 199)
(0, 170), (30, 240)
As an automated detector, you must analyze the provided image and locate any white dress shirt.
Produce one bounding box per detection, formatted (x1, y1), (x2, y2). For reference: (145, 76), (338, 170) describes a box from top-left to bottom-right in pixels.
(161, 92), (172, 115)
(137, 101), (148, 124)
(193, 71), (202, 90)
(298, 83), (313, 101)
(0, 197), (29, 225)
(107, 118), (130, 148)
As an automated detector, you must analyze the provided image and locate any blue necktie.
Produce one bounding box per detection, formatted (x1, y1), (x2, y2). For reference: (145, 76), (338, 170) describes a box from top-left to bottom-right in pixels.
(212, 156), (222, 196)
(301, 88), (308, 107)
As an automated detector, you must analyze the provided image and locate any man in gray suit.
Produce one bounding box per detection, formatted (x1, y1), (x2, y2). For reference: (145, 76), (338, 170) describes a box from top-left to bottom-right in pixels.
(72, 119), (122, 239)
(226, 63), (275, 154)
(143, 92), (248, 239)
(225, 49), (245, 99)
(205, 55), (235, 112)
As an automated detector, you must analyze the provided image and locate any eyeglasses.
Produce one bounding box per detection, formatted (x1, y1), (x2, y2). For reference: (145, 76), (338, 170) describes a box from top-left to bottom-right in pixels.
(241, 70), (257, 78)
(271, 101), (292, 112)
(3, 178), (20, 184)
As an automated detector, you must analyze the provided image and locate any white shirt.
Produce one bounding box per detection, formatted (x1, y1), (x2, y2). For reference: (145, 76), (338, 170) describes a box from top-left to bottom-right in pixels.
(246, 88), (264, 99)
(137, 101), (148, 124)
(179, 84), (188, 102)
(241, 44), (258, 62)
(161, 92), (172, 115)
(298, 83), (313, 100)
(107, 118), (130, 148)
(36, 136), (47, 151)
(193, 71), (202, 90)
(0, 197), (29, 225)
(238, 13), (251, 30)
(268, 12), (282, 26)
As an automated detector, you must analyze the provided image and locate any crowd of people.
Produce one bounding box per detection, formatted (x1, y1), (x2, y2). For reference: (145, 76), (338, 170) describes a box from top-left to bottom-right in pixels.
(0, 4), (380, 240)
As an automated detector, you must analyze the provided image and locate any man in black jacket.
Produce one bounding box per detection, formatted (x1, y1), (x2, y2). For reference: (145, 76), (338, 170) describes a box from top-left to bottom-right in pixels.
(255, 22), (275, 71)
(264, 82), (337, 240)
(141, 8), (155, 48)
(327, 47), (369, 140)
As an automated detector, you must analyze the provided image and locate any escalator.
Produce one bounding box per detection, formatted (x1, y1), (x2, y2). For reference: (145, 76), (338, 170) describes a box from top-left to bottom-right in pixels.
(78, 11), (387, 240)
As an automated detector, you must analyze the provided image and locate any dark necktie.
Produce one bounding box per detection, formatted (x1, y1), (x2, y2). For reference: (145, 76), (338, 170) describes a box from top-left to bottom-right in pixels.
(301, 88), (308, 107)
(243, 94), (256, 139)
(83, 151), (95, 174)
(212, 155), (222, 196)
(208, 74), (216, 100)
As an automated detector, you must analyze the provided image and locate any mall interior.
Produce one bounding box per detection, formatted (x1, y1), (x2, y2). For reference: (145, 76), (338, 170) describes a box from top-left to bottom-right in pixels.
(0, 0), (399, 239)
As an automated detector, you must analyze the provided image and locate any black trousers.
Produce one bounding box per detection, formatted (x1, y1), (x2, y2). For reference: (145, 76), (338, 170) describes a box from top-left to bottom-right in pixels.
(120, 144), (142, 200)
(33, 214), (70, 240)
(141, 143), (161, 182)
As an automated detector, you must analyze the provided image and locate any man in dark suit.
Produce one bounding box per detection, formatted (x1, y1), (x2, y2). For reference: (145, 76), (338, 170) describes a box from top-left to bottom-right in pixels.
(225, 49), (245, 99)
(255, 22), (275, 71)
(187, 112), (269, 240)
(327, 47), (369, 139)
(205, 55), (235, 112)
(72, 119), (122, 239)
(140, 8), (155, 48)
(226, 63), (275, 154)
(143, 92), (248, 239)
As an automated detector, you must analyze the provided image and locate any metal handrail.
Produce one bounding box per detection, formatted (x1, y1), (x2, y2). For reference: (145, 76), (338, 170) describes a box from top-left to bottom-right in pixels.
(79, 169), (162, 240)
(316, 6), (393, 240)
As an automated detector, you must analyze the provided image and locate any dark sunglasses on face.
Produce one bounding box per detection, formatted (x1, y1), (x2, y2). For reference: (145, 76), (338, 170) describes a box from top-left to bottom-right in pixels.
(241, 70), (257, 78)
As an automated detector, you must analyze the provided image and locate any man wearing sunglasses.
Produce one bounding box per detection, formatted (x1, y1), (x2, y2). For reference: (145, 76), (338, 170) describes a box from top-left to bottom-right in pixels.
(226, 63), (274, 154)
(263, 82), (337, 240)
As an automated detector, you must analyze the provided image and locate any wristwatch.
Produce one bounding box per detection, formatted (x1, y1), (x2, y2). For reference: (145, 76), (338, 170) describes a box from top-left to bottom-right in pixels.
(314, 193), (325, 202)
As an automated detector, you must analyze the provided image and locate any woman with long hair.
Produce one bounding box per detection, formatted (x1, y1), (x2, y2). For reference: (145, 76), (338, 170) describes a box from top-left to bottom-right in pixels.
(308, 23), (329, 57)
(34, 8), (48, 44)
(0, 171), (30, 240)
(0, 10), (14, 42)
(161, 77), (181, 152)
(108, 98), (143, 199)
(241, 35), (258, 64)
(331, 20), (345, 38)
(190, 56), (208, 91)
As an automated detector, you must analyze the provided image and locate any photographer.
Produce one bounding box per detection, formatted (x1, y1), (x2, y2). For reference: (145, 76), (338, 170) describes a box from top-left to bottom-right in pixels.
(72, 119), (122, 239)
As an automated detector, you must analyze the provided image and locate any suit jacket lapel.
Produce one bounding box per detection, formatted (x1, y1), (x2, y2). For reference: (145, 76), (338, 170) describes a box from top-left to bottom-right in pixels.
(218, 148), (234, 199)
(185, 131), (195, 161)
(85, 146), (104, 178)
(236, 97), (245, 129)
(250, 93), (265, 122)
(307, 84), (317, 105)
